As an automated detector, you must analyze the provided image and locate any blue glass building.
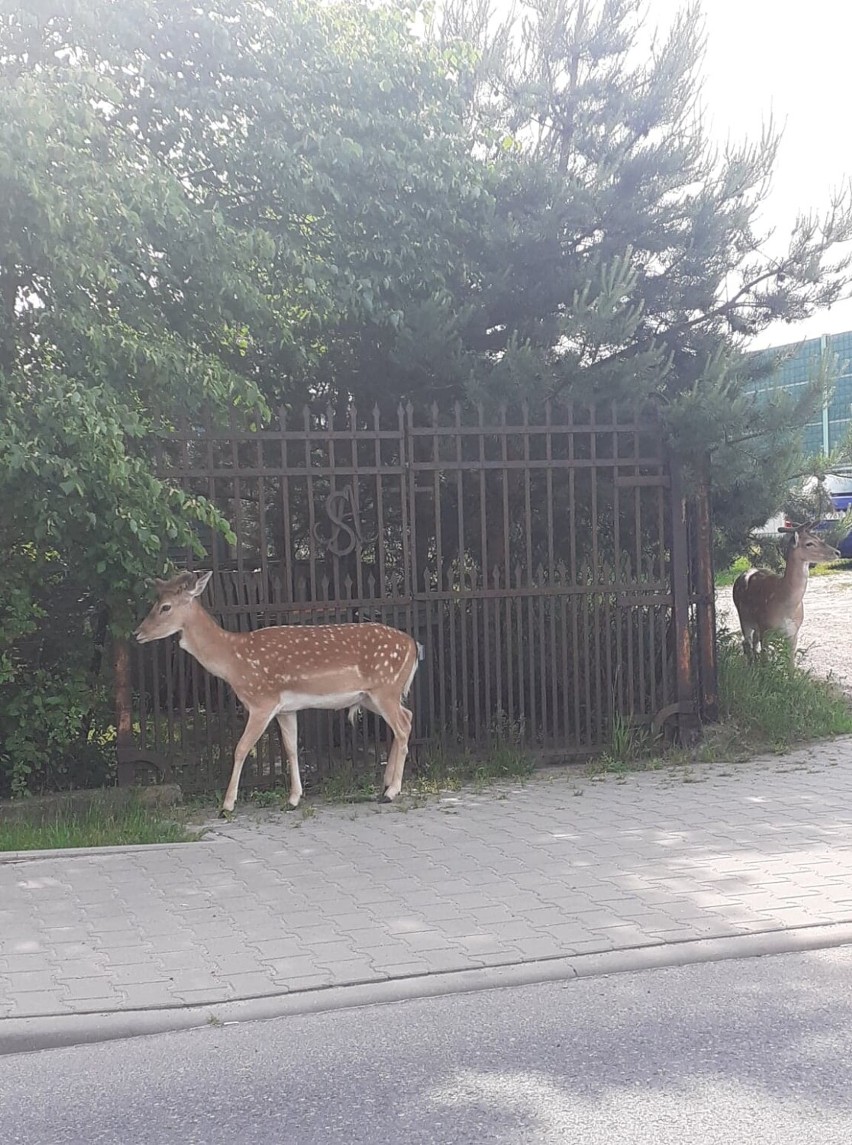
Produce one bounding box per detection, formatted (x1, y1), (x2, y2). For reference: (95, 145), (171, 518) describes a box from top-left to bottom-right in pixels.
(750, 331), (852, 461)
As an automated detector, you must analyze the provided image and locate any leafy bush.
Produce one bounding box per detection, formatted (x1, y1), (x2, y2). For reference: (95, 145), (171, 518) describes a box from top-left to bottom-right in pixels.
(0, 547), (114, 797)
(0, 670), (114, 799)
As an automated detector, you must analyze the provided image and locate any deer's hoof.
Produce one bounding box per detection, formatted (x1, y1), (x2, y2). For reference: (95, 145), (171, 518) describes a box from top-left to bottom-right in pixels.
(218, 807), (234, 821)
(285, 801), (299, 813)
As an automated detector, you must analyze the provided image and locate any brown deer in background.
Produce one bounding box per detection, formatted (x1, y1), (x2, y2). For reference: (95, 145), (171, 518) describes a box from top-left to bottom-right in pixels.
(732, 523), (839, 663)
(134, 571), (419, 817)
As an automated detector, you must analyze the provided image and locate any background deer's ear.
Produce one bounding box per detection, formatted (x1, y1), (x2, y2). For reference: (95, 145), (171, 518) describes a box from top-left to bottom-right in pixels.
(189, 571), (213, 597)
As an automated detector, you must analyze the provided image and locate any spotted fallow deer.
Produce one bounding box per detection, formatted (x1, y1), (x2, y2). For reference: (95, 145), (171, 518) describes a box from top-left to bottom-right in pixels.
(134, 571), (419, 817)
(732, 522), (839, 663)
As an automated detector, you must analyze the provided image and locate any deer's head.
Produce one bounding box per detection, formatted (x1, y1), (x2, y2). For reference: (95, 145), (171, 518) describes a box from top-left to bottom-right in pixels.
(779, 522), (841, 565)
(134, 571), (213, 643)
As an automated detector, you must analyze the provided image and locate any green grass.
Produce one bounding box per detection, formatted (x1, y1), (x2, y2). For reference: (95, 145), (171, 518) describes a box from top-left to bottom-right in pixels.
(716, 554), (852, 586)
(313, 742), (534, 803)
(592, 711), (653, 774)
(238, 731), (535, 811)
(409, 740), (534, 795)
(715, 632), (852, 750)
(0, 799), (202, 852)
(809, 558), (852, 577)
(715, 555), (751, 587)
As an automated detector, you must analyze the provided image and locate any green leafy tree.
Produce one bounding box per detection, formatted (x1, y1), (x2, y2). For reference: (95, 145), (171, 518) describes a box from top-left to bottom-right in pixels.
(26, 0), (491, 408)
(0, 1), (275, 791)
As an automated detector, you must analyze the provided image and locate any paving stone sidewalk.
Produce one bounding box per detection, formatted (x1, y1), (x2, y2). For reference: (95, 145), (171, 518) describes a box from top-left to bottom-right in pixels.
(3, 741), (852, 1022)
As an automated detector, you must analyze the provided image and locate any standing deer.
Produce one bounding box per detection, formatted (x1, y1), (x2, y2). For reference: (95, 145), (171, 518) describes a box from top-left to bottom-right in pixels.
(732, 522), (839, 663)
(134, 571), (419, 817)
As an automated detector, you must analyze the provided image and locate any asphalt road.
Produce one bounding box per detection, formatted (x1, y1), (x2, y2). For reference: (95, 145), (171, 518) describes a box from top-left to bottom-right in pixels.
(3, 947), (852, 1145)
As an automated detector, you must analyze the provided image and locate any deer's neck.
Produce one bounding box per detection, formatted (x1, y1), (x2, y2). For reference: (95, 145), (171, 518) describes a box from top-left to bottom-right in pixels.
(782, 555), (810, 603)
(179, 604), (240, 682)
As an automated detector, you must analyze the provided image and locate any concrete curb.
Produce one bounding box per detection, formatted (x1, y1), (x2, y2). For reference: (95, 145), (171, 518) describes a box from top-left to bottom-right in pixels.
(4, 920), (852, 1056)
(0, 839), (217, 865)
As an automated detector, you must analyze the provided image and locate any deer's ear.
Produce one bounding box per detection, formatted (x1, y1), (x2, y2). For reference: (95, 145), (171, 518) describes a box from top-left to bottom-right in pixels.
(189, 571), (213, 597)
(789, 530), (801, 548)
(152, 577), (169, 590)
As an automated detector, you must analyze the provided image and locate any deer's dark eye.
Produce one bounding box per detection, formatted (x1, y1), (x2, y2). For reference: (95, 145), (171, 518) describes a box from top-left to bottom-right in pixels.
(160, 603), (172, 613)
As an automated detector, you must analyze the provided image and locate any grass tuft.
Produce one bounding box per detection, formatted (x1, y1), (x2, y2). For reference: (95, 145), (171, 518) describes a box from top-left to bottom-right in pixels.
(716, 631), (852, 750)
(588, 629), (852, 780)
(715, 555), (751, 588)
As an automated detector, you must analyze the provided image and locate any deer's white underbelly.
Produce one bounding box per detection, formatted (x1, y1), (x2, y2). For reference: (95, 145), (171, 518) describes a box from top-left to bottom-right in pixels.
(277, 690), (364, 712)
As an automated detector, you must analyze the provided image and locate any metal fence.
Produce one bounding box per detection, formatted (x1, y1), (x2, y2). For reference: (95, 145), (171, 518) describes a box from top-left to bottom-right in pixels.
(122, 402), (716, 792)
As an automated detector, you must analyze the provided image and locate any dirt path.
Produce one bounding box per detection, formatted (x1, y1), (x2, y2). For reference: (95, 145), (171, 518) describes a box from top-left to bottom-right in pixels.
(716, 569), (852, 690)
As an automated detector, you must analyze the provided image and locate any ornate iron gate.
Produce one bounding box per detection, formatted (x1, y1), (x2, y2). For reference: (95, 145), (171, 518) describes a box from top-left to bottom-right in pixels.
(125, 402), (714, 792)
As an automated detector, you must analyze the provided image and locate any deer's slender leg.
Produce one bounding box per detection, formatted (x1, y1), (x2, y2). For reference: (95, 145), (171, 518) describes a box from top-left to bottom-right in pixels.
(221, 704), (277, 815)
(370, 689), (413, 801)
(276, 711), (302, 809)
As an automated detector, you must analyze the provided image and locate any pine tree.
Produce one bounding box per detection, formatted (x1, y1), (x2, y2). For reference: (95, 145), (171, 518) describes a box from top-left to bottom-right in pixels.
(428, 0), (852, 550)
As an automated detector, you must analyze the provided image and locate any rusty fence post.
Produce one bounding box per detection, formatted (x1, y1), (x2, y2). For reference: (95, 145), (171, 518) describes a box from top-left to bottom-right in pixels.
(693, 470), (719, 723)
(113, 636), (135, 787)
(668, 457), (698, 741)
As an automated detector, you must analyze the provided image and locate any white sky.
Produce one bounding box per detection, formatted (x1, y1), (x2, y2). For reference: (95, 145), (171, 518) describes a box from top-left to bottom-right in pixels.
(649, 0), (852, 349)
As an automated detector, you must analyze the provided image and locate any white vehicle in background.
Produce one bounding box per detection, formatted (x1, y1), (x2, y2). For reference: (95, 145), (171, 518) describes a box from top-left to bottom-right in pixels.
(755, 471), (852, 556)
(754, 510), (787, 539)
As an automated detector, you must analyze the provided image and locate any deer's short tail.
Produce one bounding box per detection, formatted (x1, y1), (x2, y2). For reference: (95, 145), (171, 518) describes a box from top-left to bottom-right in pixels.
(402, 641), (423, 700)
